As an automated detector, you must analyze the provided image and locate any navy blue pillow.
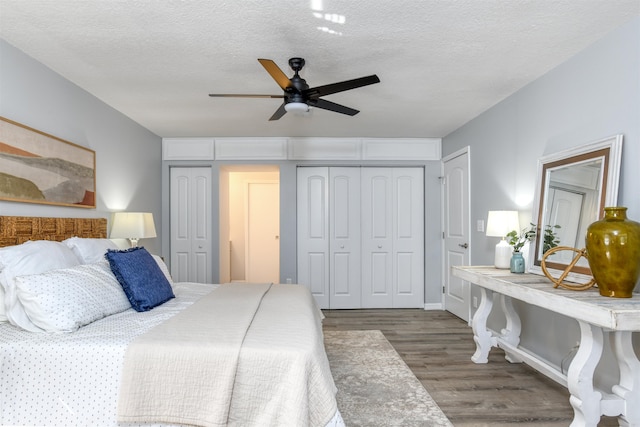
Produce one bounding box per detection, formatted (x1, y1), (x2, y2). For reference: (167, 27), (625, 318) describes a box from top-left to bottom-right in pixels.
(105, 247), (174, 312)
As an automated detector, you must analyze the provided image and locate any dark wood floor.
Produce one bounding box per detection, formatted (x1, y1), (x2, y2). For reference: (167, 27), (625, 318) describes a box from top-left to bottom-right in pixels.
(322, 309), (619, 426)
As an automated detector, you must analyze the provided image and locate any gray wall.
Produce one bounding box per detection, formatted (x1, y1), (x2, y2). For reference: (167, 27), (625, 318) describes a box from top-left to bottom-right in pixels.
(0, 40), (163, 254)
(442, 17), (639, 382)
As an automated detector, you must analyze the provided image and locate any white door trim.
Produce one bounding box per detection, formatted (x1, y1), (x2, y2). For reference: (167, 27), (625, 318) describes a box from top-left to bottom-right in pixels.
(441, 146), (471, 322)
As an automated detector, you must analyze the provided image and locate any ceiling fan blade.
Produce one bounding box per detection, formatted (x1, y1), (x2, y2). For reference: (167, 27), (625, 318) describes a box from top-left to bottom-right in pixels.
(258, 59), (293, 91)
(208, 94), (284, 98)
(311, 99), (359, 116)
(268, 103), (288, 121)
(304, 75), (380, 98)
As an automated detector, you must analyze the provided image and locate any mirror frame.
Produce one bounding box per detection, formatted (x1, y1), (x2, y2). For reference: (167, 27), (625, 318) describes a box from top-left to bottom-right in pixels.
(528, 134), (623, 283)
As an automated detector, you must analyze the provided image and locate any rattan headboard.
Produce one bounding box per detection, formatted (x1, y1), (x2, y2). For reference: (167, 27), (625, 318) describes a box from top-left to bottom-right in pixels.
(0, 216), (107, 247)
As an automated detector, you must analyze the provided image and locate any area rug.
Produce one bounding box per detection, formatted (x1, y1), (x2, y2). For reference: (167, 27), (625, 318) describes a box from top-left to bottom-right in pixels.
(324, 330), (453, 427)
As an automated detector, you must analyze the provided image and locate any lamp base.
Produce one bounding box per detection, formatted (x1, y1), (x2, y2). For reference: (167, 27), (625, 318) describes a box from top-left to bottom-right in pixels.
(494, 239), (512, 269)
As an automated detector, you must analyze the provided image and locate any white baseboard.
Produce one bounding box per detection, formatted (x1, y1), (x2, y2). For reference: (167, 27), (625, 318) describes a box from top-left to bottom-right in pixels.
(423, 303), (443, 310)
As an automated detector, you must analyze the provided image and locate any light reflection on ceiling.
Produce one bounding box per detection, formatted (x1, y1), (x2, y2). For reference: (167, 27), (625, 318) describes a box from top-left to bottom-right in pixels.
(311, 0), (345, 36)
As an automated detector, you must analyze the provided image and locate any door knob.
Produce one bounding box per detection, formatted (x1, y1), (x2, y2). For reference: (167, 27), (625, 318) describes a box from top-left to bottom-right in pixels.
(458, 243), (469, 249)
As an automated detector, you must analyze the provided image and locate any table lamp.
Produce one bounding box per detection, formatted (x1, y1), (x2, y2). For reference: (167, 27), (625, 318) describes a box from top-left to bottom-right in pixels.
(110, 212), (157, 247)
(486, 210), (519, 269)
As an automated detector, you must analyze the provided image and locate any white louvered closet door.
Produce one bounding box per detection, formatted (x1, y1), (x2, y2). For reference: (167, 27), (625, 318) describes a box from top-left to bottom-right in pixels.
(170, 167), (212, 283)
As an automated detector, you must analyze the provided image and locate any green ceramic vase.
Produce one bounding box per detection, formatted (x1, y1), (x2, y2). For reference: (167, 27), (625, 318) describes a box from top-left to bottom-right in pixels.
(510, 252), (525, 274)
(585, 207), (640, 298)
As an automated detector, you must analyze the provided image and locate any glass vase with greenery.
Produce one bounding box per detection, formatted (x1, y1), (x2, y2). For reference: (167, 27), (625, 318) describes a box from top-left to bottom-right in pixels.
(507, 223), (561, 254)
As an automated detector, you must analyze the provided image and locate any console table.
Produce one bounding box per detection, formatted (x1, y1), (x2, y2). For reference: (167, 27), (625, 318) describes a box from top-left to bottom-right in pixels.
(452, 266), (640, 427)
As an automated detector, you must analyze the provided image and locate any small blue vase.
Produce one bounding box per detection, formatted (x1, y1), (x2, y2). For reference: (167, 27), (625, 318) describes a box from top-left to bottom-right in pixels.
(510, 252), (525, 274)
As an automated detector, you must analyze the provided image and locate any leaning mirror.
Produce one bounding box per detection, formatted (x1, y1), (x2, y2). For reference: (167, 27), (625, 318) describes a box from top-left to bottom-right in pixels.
(528, 135), (623, 283)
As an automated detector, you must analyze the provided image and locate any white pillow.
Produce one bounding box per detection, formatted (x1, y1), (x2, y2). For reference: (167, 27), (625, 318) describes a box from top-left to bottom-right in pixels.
(0, 240), (81, 327)
(63, 237), (118, 264)
(152, 254), (174, 287)
(0, 286), (5, 322)
(13, 262), (131, 333)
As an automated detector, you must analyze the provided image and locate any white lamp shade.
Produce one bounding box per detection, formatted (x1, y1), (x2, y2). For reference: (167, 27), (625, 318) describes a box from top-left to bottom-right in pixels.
(486, 210), (519, 269)
(284, 102), (309, 114)
(110, 212), (157, 241)
(486, 210), (520, 238)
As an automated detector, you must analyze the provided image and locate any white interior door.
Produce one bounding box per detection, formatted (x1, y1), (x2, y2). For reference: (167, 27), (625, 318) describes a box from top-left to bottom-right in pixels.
(245, 181), (279, 283)
(391, 168), (424, 308)
(443, 150), (470, 321)
(329, 168), (361, 308)
(361, 168), (394, 307)
(298, 166), (424, 309)
(362, 167), (424, 308)
(170, 167), (212, 283)
(297, 167), (330, 308)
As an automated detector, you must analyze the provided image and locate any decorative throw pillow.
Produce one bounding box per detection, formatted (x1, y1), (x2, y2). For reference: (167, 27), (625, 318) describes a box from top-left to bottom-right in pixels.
(13, 262), (131, 333)
(63, 237), (119, 264)
(106, 247), (175, 312)
(0, 240), (81, 327)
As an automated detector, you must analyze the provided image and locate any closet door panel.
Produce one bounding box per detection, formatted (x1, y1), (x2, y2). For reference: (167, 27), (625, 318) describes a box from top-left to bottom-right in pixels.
(392, 168), (424, 308)
(329, 168), (361, 308)
(396, 252), (415, 293)
(297, 166), (424, 309)
(171, 172), (191, 283)
(332, 253), (352, 294)
(297, 167), (330, 308)
(193, 169), (212, 282)
(369, 252), (391, 294)
(361, 168), (393, 307)
(173, 252), (190, 284)
(170, 167), (212, 283)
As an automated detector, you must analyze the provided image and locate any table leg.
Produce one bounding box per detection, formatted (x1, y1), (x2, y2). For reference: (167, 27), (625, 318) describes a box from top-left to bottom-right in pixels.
(471, 288), (495, 363)
(500, 295), (522, 363)
(568, 321), (604, 427)
(610, 331), (640, 426)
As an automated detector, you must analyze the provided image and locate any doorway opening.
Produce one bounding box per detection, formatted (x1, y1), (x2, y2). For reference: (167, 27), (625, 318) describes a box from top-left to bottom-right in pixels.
(219, 165), (280, 284)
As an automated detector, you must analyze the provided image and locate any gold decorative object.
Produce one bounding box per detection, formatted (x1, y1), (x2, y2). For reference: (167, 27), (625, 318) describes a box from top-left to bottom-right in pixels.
(585, 207), (640, 298)
(541, 246), (596, 291)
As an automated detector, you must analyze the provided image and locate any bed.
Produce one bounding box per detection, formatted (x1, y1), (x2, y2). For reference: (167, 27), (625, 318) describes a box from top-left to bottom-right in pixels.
(0, 216), (342, 427)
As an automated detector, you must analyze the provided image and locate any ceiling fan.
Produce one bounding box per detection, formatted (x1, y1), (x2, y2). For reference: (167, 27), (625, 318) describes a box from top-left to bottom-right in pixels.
(208, 58), (380, 121)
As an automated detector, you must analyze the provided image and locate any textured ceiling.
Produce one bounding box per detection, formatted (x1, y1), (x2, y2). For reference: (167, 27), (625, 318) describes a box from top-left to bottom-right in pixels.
(0, 1), (638, 138)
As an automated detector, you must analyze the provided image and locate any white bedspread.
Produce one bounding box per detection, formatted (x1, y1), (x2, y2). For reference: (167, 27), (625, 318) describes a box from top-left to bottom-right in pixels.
(118, 283), (337, 427)
(0, 282), (341, 427)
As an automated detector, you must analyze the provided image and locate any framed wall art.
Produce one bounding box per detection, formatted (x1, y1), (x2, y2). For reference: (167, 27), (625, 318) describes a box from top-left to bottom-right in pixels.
(0, 116), (96, 208)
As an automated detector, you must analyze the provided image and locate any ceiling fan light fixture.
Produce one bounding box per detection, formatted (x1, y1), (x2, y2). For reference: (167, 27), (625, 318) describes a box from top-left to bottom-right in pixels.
(284, 102), (309, 114)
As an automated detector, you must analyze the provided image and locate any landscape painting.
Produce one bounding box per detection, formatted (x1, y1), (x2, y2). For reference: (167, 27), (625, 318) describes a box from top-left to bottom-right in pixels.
(0, 117), (96, 208)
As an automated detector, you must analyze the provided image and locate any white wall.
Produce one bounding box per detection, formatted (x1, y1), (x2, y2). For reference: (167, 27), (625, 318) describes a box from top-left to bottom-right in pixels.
(0, 40), (163, 254)
(442, 17), (639, 384)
